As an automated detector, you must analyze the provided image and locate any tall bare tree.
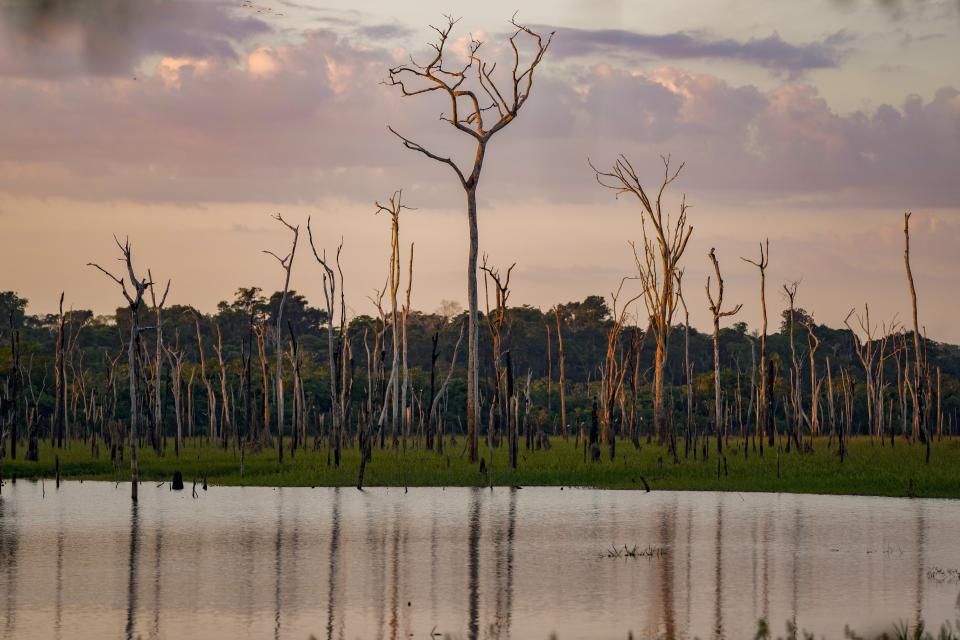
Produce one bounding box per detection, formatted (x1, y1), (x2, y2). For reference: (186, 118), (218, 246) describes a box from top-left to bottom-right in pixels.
(307, 224), (346, 466)
(53, 293), (67, 448)
(903, 212), (929, 455)
(163, 331), (186, 457)
(803, 322), (822, 438)
(481, 256), (517, 467)
(263, 214), (299, 463)
(706, 249), (742, 455)
(214, 324), (231, 450)
(374, 192), (412, 449)
(88, 236), (154, 502)
(676, 270), (694, 460)
(194, 314), (217, 445)
(598, 277), (640, 460)
(147, 272), (171, 453)
(592, 155), (693, 443)
(401, 243), (414, 449)
(386, 15), (553, 463)
(554, 307), (567, 441)
(782, 281), (804, 450)
(742, 239), (771, 450)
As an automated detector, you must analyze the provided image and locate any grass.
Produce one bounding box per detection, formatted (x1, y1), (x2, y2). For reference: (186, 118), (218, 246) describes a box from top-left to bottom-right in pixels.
(3, 436), (959, 498)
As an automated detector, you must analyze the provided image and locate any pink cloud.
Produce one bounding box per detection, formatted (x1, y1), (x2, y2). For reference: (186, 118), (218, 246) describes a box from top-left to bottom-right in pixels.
(0, 23), (957, 210)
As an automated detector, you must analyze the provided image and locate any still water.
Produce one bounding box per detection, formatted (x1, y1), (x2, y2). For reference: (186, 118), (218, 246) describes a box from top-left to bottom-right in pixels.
(0, 482), (958, 639)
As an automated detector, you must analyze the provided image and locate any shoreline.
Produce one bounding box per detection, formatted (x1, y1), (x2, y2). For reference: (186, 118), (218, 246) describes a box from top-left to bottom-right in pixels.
(4, 436), (959, 499)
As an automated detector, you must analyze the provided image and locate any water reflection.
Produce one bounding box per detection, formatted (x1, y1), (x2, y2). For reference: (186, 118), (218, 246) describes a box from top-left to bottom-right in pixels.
(54, 527), (64, 640)
(916, 500), (925, 629)
(467, 488), (481, 640)
(0, 483), (958, 640)
(151, 523), (162, 640)
(0, 498), (18, 635)
(125, 502), (139, 640)
(273, 493), (283, 640)
(658, 496), (676, 640)
(326, 489), (340, 640)
(713, 495), (723, 640)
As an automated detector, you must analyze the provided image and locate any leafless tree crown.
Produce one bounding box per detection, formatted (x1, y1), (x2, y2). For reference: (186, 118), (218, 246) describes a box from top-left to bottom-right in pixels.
(386, 14), (554, 187)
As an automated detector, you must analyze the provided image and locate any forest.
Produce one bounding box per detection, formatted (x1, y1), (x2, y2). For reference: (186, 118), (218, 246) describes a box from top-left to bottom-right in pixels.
(1, 225), (958, 497)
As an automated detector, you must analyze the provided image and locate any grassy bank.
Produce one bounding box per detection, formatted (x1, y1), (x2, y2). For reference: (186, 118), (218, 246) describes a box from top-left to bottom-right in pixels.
(3, 436), (959, 498)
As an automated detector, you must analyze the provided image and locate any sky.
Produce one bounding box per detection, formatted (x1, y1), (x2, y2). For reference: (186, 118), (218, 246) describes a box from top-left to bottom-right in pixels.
(0, 0), (958, 340)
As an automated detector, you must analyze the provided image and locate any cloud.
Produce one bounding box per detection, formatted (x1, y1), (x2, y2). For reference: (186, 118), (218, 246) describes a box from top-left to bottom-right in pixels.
(827, 0), (960, 22)
(0, 20), (957, 210)
(356, 22), (415, 41)
(0, 0), (270, 78)
(539, 25), (854, 76)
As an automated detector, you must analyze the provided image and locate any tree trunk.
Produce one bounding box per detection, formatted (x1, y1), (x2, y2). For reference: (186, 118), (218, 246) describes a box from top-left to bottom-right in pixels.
(903, 212), (927, 446)
(555, 308), (567, 441)
(713, 316), (722, 454)
(128, 319), (139, 502)
(466, 186), (479, 463)
(653, 336), (667, 444)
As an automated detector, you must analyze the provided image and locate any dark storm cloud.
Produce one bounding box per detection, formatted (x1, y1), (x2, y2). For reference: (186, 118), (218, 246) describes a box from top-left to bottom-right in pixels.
(538, 25), (853, 76)
(0, 0), (271, 77)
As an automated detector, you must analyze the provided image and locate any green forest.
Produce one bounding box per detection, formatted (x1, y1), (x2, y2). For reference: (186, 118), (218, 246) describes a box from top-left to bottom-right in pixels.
(2, 271), (958, 495)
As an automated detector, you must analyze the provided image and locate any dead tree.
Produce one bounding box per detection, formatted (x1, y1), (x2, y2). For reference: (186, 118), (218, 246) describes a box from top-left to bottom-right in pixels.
(263, 214), (299, 463)
(307, 223), (346, 466)
(676, 270), (693, 460)
(374, 192), (412, 449)
(706, 249), (742, 455)
(803, 322), (822, 438)
(742, 239), (772, 450)
(554, 306), (567, 441)
(903, 212), (929, 452)
(936, 367), (943, 440)
(285, 322), (304, 457)
(367, 282), (390, 450)
(592, 154), (692, 444)
(782, 282), (804, 451)
(163, 332), (186, 457)
(6, 311), (22, 460)
(186, 367), (195, 440)
(839, 369), (854, 463)
(843, 306), (898, 442)
(826, 356), (837, 441)
(88, 236), (153, 502)
(254, 320), (270, 446)
(194, 315), (217, 445)
(53, 293), (67, 448)
(214, 325), (231, 450)
(239, 292), (258, 453)
(481, 256), (517, 468)
(599, 277), (641, 461)
(401, 243), (414, 449)
(147, 273), (171, 454)
(386, 15), (553, 464)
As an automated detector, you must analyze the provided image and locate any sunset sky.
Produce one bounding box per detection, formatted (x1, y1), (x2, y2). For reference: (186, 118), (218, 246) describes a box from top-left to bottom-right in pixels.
(1, 0), (958, 340)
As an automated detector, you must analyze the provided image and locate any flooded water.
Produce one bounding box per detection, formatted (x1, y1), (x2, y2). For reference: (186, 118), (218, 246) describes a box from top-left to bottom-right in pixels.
(0, 482), (958, 640)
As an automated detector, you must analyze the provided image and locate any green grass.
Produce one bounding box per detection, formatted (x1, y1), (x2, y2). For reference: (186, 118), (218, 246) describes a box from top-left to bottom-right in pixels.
(4, 436), (959, 498)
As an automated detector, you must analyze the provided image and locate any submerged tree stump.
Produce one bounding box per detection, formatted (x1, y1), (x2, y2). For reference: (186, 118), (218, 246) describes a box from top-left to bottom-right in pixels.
(171, 471), (184, 491)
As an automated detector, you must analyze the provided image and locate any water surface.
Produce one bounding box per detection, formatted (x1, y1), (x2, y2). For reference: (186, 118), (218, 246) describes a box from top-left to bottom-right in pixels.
(1, 482), (958, 639)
